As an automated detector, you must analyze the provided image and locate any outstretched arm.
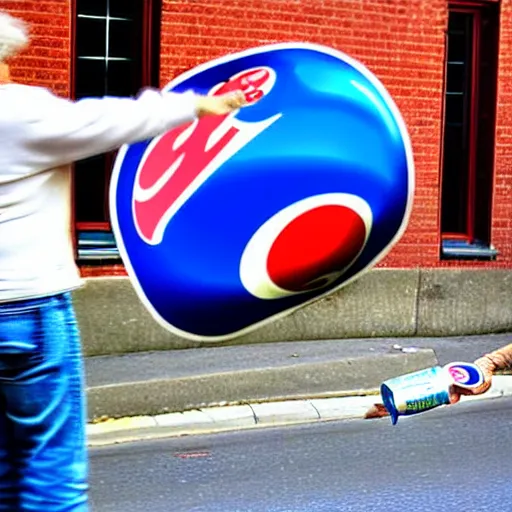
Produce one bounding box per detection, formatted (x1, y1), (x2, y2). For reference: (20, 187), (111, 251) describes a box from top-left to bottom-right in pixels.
(1, 86), (246, 175)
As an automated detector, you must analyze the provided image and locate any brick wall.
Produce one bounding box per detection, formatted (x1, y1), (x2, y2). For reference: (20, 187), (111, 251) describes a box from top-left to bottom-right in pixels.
(160, 0), (512, 269)
(3, 0), (512, 270)
(2, 0), (71, 97)
(491, 0), (512, 268)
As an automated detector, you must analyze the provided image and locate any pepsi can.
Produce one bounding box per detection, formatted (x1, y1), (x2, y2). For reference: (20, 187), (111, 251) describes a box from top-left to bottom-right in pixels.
(381, 362), (484, 425)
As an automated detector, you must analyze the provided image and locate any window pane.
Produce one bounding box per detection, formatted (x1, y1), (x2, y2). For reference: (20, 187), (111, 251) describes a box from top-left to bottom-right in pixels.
(448, 11), (467, 32)
(109, 0), (138, 19)
(107, 60), (141, 97)
(441, 10), (473, 237)
(75, 156), (108, 223)
(76, 0), (107, 17)
(447, 13), (473, 63)
(76, 17), (106, 57)
(75, 59), (106, 98)
(445, 94), (466, 126)
(446, 63), (465, 94)
(448, 34), (466, 63)
(109, 20), (138, 58)
(441, 127), (469, 234)
(73, 0), (159, 234)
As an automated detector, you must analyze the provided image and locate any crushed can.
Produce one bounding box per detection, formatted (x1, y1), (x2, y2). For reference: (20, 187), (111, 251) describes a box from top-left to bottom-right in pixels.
(380, 362), (484, 425)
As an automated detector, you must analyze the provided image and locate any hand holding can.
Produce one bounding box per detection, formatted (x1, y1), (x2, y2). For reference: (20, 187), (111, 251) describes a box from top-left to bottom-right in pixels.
(380, 362), (485, 425)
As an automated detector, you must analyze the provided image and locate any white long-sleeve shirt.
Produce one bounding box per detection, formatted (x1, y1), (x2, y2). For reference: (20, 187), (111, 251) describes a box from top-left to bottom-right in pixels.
(0, 84), (198, 303)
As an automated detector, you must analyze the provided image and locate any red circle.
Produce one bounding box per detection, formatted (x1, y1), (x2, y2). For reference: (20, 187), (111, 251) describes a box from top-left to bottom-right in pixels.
(266, 205), (367, 292)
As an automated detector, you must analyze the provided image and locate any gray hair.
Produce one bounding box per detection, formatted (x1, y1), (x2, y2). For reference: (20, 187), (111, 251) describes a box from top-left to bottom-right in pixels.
(0, 11), (29, 62)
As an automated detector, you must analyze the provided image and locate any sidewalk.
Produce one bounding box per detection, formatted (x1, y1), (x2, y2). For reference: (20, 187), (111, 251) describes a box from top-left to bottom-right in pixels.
(86, 333), (512, 446)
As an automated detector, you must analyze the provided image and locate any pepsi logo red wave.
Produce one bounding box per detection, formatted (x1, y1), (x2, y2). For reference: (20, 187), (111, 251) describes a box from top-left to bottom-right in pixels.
(132, 67), (279, 245)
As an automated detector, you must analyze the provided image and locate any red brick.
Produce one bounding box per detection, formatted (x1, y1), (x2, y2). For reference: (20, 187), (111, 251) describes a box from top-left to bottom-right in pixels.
(3, 0), (71, 97)
(5, 0), (512, 271)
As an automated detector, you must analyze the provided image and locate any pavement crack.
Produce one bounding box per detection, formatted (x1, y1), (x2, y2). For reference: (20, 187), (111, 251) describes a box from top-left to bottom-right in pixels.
(309, 400), (321, 420)
(247, 403), (259, 424)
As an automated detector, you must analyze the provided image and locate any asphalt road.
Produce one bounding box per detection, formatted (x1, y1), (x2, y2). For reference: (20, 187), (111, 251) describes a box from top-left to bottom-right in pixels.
(90, 395), (512, 511)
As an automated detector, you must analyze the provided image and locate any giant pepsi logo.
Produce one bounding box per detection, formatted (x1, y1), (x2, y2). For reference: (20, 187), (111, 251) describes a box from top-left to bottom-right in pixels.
(111, 43), (414, 341)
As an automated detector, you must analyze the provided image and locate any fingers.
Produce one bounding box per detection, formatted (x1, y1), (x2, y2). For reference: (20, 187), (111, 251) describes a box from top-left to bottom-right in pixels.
(194, 90), (248, 117)
(470, 380), (493, 395)
(472, 356), (495, 394)
(223, 90), (247, 109)
(364, 403), (390, 419)
(449, 392), (461, 404)
(450, 376), (493, 405)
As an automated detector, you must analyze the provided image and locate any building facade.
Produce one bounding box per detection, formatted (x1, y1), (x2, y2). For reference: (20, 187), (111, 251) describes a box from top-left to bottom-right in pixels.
(3, 0), (511, 348)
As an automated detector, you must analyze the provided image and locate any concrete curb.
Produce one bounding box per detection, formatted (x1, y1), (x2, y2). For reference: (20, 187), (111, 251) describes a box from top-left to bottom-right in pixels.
(87, 394), (379, 446)
(86, 348), (438, 421)
(87, 376), (512, 447)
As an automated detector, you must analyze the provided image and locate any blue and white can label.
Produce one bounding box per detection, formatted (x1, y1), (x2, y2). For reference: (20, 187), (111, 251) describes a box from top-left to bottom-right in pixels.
(381, 366), (451, 425)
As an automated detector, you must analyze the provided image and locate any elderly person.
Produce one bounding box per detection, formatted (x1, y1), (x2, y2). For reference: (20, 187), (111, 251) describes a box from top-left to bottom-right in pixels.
(0, 11), (246, 511)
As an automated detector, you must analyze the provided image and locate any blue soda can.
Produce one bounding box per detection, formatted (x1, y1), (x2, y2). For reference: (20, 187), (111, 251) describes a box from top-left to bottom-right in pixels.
(380, 362), (484, 425)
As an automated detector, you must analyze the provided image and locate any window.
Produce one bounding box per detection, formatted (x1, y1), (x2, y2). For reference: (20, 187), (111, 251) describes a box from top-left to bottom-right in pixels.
(72, 0), (161, 262)
(440, 1), (500, 259)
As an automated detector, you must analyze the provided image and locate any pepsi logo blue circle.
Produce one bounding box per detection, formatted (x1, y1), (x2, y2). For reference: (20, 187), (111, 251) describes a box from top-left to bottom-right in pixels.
(110, 43), (414, 341)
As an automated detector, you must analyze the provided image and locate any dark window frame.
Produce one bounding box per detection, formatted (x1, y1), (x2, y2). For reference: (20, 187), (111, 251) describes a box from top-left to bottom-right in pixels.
(70, 0), (161, 263)
(440, 0), (500, 260)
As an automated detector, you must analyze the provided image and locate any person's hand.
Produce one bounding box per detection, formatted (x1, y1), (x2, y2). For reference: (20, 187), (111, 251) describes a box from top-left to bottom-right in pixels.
(195, 90), (248, 117)
(364, 356), (496, 420)
(449, 355), (495, 404)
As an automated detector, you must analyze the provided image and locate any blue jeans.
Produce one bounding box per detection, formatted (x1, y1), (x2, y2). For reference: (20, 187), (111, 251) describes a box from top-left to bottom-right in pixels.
(0, 293), (88, 511)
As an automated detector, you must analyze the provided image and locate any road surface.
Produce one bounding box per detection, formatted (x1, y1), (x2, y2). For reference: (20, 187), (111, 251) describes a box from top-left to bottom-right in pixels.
(90, 395), (512, 511)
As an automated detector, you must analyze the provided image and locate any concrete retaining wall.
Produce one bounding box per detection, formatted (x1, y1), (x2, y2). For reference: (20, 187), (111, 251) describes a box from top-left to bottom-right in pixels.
(74, 269), (512, 356)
